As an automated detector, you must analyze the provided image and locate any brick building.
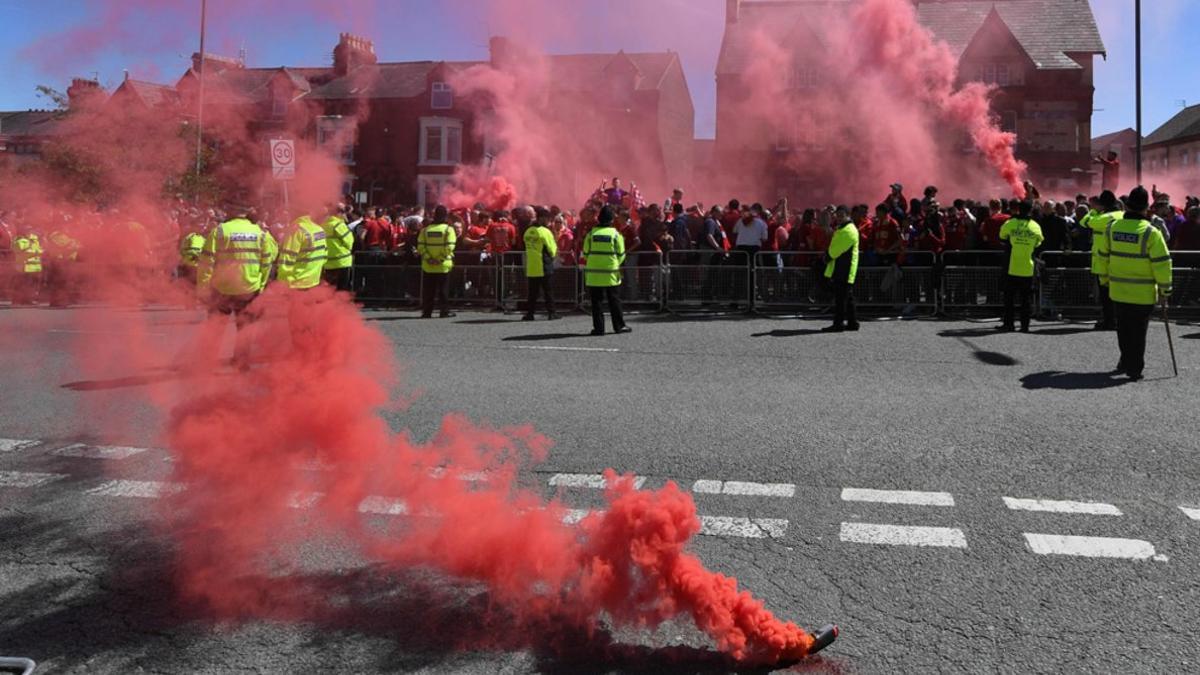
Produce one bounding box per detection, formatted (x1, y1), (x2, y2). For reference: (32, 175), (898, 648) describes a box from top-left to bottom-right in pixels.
(716, 0), (1107, 199)
(1143, 104), (1200, 194)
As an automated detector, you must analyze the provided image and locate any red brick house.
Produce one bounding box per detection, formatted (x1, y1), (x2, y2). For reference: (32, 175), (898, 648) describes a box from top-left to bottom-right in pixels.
(1143, 104), (1200, 194)
(716, 0), (1107, 199)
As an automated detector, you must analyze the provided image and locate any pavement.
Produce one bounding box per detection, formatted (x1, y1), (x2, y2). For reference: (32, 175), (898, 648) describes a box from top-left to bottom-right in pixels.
(2, 303), (1199, 674)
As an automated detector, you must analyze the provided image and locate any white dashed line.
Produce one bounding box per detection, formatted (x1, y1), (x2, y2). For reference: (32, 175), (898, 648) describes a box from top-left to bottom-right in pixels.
(692, 480), (795, 498)
(86, 480), (182, 499)
(548, 473), (646, 489)
(428, 468), (491, 482)
(1179, 506), (1200, 521)
(699, 516), (788, 539)
(510, 345), (620, 353)
(562, 509), (593, 525)
(1023, 534), (1161, 561)
(358, 496), (410, 516)
(0, 439), (40, 453)
(1003, 497), (1122, 516)
(0, 471), (67, 488)
(840, 522), (968, 548)
(841, 488), (955, 507)
(52, 444), (149, 460)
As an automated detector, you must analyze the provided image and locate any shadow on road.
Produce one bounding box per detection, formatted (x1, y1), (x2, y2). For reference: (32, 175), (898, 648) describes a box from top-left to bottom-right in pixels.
(1031, 326), (1095, 336)
(454, 318), (520, 325)
(751, 329), (826, 338)
(1182, 332), (1200, 340)
(502, 333), (587, 342)
(952, 336), (1020, 366)
(937, 327), (999, 338)
(1020, 371), (1127, 390)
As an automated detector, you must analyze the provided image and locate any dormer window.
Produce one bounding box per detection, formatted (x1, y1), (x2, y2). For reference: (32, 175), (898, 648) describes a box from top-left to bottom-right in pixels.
(431, 82), (453, 110)
(272, 95), (287, 117)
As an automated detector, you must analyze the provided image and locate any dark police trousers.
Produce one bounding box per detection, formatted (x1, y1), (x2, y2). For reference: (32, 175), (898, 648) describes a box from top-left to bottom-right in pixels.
(1003, 275), (1033, 329)
(1113, 301), (1154, 376)
(421, 272), (450, 317)
(589, 286), (625, 333)
(1096, 275), (1115, 327)
(831, 277), (857, 328)
(526, 275), (555, 317)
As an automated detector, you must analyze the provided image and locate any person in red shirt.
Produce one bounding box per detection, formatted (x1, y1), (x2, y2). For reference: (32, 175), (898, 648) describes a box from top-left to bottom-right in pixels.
(486, 213), (518, 256)
(360, 208), (391, 251)
(720, 199), (742, 244)
(979, 199), (1008, 250)
(853, 204), (874, 255)
(388, 214), (408, 252)
(872, 204), (902, 264)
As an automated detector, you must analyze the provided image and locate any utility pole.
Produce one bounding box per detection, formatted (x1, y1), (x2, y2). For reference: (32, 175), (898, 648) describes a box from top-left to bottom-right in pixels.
(1135, 0), (1142, 185)
(194, 0), (208, 199)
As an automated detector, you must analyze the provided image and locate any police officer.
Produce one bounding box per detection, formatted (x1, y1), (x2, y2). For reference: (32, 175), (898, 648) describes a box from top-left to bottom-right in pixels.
(522, 206), (559, 321)
(277, 214), (328, 291)
(1085, 190), (1124, 330)
(321, 204), (355, 291)
(12, 227), (42, 306)
(417, 205), (457, 319)
(583, 206), (630, 336)
(178, 224), (206, 285)
(1096, 186), (1172, 381)
(197, 207), (277, 368)
(822, 206), (860, 332)
(44, 227), (81, 308)
(998, 200), (1044, 333)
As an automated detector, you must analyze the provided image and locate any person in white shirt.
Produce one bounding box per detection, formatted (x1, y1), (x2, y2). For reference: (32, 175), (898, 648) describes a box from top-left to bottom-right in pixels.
(730, 206), (769, 310)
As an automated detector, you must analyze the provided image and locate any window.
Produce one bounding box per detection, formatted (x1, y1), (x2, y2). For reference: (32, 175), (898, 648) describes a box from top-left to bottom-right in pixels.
(977, 62), (1022, 86)
(1001, 111), (1018, 134)
(317, 115), (356, 165)
(417, 174), (455, 207)
(788, 66), (819, 90)
(419, 117), (463, 166)
(1182, 151), (1190, 167)
(271, 96), (287, 117)
(431, 82), (453, 110)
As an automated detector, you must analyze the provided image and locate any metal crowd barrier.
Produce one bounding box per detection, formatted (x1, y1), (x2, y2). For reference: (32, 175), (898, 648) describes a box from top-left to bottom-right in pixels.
(941, 250), (1008, 314)
(1037, 251), (1096, 317)
(751, 251), (822, 312)
(666, 249), (750, 311)
(854, 251), (937, 315)
(581, 250), (663, 312)
(499, 251), (581, 313)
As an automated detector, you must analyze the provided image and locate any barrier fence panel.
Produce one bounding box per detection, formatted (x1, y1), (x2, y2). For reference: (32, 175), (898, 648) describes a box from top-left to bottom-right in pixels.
(854, 251), (937, 314)
(752, 251), (822, 312)
(445, 252), (501, 308)
(353, 252), (421, 306)
(665, 249), (749, 311)
(1038, 251), (1098, 318)
(941, 250), (1008, 313)
(579, 250), (662, 311)
(499, 252), (581, 313)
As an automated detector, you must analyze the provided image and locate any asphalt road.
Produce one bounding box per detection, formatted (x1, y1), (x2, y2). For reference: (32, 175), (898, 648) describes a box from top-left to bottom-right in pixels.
(2, 303), (1199, 674)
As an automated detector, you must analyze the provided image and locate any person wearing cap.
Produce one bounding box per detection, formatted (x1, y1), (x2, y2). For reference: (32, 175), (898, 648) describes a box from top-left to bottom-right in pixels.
(1096, 186), (1172, 381)
(582, 206), (630, 335)
(822, 206), (860, 332)
(416, 205), (457, 319)
(196, 206), (277, 368)
(320, 204), (355, 291)
(1084, 190), (1124, 330)
(522, 206), (559, 321)
(997, 200), (1044, 333)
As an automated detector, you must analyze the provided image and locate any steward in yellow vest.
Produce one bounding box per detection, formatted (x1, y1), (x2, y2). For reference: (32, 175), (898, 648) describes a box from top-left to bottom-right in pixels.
(416, 205), (457, 319)
(997, 200), (1044, 332)
(522, 206), (559, 321)
(12, 230), (42, 305)
(1096, 186), (1172, 381)
(1085, 190), (1124, 330)
(822, 206), (860, 333)
(582, 205), (629, 335)
(45, 229), (81, 308)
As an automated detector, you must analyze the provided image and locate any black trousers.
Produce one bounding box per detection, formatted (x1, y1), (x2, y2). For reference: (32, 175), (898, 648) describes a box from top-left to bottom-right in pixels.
(589, 285), (625, 333)
(526, 275), (555, 317)
(1096, 276), (1115, 326)
(1003, 275), (1034, 329)
(322, 267), (352, 292)
(732, 246), (760, 307)
(1114, 301), (1155, 376)
(421, 272), (450, 316)
(831, 277), (857, 327)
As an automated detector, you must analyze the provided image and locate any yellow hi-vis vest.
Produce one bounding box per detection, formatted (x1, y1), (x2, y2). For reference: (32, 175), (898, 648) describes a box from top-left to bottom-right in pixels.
(582, 225), (625, 287)
(1087, 209), (1124, 276)
(278, 216), (328, 290)
(417, 222), (457, 274)
(46, 230), (80, 262)
(999, 218), (1044, 277)
(197, 218), (274, 296)
(1097, 217), (1172, 305)
(523, 224), (557, 278)
(824, 222), (860, 284)
(180, 232), (205, 268)
(321, 215), (354, 271)
(14, 234), (42, 273)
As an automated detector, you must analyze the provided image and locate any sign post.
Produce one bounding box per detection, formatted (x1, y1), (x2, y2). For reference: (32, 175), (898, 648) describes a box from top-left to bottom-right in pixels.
(270, 139), (295, 211)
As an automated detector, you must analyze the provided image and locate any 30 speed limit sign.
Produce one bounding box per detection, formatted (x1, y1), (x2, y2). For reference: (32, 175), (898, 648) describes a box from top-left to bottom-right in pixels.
(270, 139), (295, 180)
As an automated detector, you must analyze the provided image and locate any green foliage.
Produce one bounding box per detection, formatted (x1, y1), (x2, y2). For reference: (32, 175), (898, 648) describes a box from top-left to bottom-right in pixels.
(34, 85), (69, 111)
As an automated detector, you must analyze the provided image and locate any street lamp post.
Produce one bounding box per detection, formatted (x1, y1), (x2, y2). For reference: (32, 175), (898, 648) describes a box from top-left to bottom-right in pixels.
(194, 0), (208, 197)
(1135, 0), (1142, 185)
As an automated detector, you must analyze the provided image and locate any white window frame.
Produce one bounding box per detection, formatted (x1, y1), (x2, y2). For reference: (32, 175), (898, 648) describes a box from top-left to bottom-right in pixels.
(416, 174), (455, 207)
(419, 116), (463, 167)
(431, 82), (453, 110)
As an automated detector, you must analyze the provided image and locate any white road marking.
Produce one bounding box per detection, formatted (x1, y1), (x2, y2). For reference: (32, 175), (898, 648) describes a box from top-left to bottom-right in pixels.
(1003, 497), (1122, 516)
(840, 522), (968, 548)
(288, 492), (324, 509)
(86, 480), (182, 499)
(548, 473), (646, 489)
(692, 480), (795, 498)
(510, 345), (620, 353)
(1179, 506), (1200, 521)
(53, 444), (148, 460)
(48, 329), (167, 337)
(428, 468), (491, 482)
(0, 439), (40, 453)
(841, 488), (955, 507)
(1023, 533), (1160, 560)
(0, 471), (67, 488)
(358, 496), (410, 516)
(699, 516), (788, 539)
(562, 509), (592, 525)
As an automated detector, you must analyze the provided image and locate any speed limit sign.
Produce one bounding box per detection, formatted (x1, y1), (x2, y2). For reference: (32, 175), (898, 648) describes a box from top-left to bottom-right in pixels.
(270, 139), (295, 180)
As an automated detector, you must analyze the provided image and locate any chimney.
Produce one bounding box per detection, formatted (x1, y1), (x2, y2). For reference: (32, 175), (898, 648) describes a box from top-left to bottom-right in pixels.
(489, 36), (513, 68)
(67, 78), (102, 109)
(334, 33), (377, 76)
(727, 0), (741, 24)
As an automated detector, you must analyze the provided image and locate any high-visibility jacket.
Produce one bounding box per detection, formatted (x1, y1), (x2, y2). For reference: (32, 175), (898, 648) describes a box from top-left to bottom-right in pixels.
(197, 218), (275, 296)
(999, 218), (1044, 278)
(824, 222), (860, 284)
(46, 231), (80, 262)
(582, 225), (626, 287)
(179, 232), (205, 268)
(14, 234), (42, 274)
(321, 215), (354, 271)
(1097, 217), (1172, 305)
(278, 216), (328, 290)
(1086, 209), (1124, 276)
(523, 224), (557, 278)
(416, 222), (457, 274)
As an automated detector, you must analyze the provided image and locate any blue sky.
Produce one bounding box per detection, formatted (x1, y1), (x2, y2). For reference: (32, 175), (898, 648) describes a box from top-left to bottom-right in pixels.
(0, 0), (1194, 139)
